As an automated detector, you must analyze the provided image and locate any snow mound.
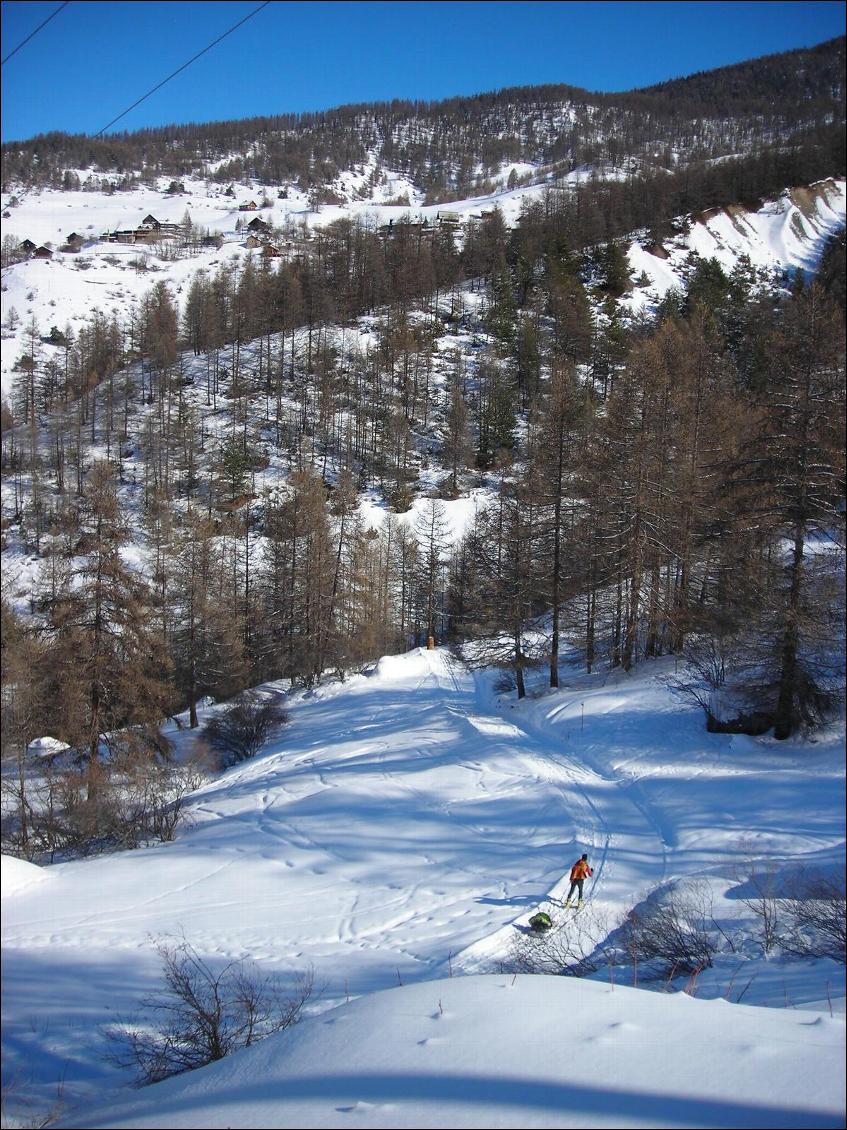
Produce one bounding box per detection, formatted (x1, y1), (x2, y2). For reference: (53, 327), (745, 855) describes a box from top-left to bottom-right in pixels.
(371, 648), (433, 682)
(1, 855), (49, 897)
(58, 973), (845, 1129)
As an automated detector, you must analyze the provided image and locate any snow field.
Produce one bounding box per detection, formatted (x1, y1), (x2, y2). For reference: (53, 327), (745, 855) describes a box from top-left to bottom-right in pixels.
(2, 646), (844, 1127)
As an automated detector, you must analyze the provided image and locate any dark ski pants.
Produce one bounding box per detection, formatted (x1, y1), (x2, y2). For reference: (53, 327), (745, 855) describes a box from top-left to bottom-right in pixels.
(566, 879), (585, 902)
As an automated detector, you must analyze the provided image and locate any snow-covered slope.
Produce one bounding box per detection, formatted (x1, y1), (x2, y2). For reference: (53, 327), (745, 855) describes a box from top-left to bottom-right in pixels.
(625, 178), (846, 312)
(3, 647), (844, 1126)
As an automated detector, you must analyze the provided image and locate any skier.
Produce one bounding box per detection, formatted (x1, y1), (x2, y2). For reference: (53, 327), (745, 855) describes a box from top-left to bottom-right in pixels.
(564, 853), (593, 907)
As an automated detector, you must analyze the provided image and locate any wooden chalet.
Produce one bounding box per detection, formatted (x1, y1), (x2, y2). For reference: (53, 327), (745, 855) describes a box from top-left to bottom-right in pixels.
(135, 215), (161, 240)
(34, 246), (53, 259)
(18, 238), (36, 254)
(107, 229), (138, 244)
(106, 215), (181, 243)
(136, 214), (180, 239)
(436, 210), (461, 226)
(261, 243), (281, 258)
(239, 200), (259, 211)
(246, 216), (271, 232)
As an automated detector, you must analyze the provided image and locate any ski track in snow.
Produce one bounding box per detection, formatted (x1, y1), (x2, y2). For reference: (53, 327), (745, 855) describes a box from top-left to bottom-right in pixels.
(5, 649), (839, 966)
(6, 648), (653, 969)
(409, 650), (675, 971)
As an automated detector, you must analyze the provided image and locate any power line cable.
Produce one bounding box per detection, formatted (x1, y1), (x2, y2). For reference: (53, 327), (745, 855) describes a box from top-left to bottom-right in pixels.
(93, 0), (272, 137)
(2, 1), (70, 66)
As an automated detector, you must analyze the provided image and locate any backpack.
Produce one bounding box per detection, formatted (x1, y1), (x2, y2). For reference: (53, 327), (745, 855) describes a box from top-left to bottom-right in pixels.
(528, 911), (553, 932)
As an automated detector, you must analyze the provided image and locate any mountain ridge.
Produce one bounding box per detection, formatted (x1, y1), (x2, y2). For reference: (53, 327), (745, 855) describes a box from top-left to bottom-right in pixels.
(2, 37), (843, 203)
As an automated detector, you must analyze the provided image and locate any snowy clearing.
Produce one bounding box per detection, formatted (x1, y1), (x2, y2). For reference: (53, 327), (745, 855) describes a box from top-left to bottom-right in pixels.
(2, 646), (844, 1127)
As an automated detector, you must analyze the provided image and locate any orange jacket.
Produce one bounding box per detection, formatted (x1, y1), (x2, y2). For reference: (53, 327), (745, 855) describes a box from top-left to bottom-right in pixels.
(570, 858), (593, 882)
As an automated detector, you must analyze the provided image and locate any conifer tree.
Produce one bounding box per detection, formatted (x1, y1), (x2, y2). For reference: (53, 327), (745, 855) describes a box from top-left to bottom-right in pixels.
(41, 461), (173, 794)
(415, 499), (450, 646)
(729, 284), (846, 737)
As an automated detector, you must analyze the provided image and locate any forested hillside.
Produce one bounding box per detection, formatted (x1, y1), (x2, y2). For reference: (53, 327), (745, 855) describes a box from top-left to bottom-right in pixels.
(2, 36), (844, 200)
(1, 39), (845, 862)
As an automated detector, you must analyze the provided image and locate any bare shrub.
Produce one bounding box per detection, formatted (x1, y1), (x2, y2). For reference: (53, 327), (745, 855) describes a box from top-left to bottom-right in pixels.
(202, 692), (288, 768)
(781, 867), (846, 963)
(620, 880), (728, 978)
(1, 749), (206, 862)
(663, 632), (775, 735)
(510, 904), (611, 977)
(733, 857), (784, 955)
(104, 937), (315, 1084)
(731, 857), (845, 963)
(104, 758), (207, 847)
(1, 1069), (66, 1129)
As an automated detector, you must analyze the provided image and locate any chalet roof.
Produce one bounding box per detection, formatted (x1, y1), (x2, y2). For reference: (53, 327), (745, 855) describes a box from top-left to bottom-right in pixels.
(19, 238), (36, 250)
(34, 246), (53, 258)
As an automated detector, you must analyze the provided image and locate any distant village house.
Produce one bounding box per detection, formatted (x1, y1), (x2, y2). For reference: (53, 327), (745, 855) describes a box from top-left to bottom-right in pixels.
(379, 216), (436, 244)
(104, 214), (182, 243)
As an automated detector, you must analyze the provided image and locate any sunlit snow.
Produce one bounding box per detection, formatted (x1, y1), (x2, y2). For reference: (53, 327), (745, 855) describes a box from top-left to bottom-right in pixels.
(3, 648), (844, 1128)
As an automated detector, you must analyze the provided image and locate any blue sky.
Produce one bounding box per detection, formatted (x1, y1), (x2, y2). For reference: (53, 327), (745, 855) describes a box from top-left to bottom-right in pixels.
(1, 1), (844, 142)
